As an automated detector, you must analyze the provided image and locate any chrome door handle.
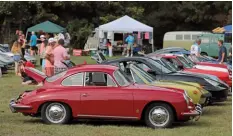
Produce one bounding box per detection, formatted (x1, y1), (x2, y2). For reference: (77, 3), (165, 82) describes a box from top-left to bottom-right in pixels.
(81, 93), (89, 97)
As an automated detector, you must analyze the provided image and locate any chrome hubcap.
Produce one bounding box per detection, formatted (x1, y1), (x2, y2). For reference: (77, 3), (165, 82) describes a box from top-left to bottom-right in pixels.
(149, 106), (169, 127)
(45, 103), (66, 124)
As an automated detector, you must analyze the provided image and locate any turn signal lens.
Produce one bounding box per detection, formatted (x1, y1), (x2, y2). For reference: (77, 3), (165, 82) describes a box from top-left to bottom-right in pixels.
(193, 90), (198, 95)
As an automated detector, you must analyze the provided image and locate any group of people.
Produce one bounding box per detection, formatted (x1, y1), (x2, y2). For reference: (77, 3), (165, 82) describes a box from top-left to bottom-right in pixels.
(190, 38), (232, 64)
(11, 30), (70, 85)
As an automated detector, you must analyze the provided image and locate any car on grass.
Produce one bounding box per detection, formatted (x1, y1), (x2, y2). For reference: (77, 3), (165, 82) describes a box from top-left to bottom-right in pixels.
(157, 54), (232, 87)
(0, 52), (14, 69)
(9, 65), (202, 128)
(0, 46), (37, 65)
(93, 52), (229, 104)
(119, 63), (211, 106)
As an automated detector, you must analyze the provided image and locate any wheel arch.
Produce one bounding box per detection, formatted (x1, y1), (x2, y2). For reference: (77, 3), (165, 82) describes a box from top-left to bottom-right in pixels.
(37, 101), (73, 117)
(140, 101), (178, 121)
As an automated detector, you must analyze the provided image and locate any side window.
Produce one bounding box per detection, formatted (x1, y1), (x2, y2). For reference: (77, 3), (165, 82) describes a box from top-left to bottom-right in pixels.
(62, 73), (84, 86)
(85, 72), (116, 87)
(135, 62), (151, 72)
(184, 34), (191, 40)
(176, 35), (183, 40)
(192, 35), (199, 40)
(167, 59), (179, 68)
(211, 37), (218, 44)
(201, 37), (210, 43)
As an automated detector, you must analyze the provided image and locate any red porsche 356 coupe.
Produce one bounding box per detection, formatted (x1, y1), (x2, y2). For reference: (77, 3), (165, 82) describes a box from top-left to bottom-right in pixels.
(9, 65), (202, 128)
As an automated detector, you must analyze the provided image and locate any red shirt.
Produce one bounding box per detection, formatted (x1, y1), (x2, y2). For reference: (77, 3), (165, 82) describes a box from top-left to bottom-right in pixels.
(24, 61), (35, 68)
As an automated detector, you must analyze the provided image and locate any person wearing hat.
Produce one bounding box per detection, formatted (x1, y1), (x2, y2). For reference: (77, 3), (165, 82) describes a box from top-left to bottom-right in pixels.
(190, 38), (202, 57)
(44, 38), (56, 76)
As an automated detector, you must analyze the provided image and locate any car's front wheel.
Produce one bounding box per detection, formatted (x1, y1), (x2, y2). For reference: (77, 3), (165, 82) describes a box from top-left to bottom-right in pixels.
(41, 102), (71, 124)
(144, 103), (174, 128)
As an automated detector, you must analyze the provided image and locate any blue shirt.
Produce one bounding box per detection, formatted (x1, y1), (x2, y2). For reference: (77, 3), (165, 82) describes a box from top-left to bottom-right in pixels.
(30, 35), (37, 46)
(218, 45), (227, 62)
(125, 35), (135, 45)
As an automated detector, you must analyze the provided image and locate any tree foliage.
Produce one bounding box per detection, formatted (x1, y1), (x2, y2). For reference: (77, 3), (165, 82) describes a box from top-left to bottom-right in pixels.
(0, 1), (231, 49)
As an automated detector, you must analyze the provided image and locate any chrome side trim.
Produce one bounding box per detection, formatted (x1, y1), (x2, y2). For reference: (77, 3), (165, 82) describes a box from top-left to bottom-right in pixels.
(77, 114), (138, 119)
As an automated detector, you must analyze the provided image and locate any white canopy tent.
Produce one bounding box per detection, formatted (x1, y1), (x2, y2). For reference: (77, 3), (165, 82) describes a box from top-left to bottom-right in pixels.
(98, 15), (154, 52)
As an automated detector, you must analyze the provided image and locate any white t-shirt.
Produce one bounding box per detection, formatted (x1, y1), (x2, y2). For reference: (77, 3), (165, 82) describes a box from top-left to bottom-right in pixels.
(190, 44), (200, 56)
(58, 33), (65, 40)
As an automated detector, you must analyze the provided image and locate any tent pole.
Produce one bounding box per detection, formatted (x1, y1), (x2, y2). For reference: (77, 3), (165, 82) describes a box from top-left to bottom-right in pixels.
(25, 30), (28, 41)
(152, 31), (154, 52)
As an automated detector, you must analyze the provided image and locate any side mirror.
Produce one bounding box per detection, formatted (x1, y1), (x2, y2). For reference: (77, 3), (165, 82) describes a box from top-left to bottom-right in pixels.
(147, 69), (157, 75)
(178, 65), (184, 70)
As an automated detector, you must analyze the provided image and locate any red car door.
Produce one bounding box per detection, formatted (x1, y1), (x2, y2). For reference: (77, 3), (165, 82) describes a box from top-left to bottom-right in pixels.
(79, 72), (134, 118)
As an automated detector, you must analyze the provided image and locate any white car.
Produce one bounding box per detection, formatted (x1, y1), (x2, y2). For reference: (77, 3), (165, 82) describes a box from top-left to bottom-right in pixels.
(0, 47), (37, 65)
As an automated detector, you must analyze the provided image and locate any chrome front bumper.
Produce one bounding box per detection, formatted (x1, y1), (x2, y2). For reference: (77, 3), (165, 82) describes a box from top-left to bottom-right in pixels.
(182, 104), (202, 121)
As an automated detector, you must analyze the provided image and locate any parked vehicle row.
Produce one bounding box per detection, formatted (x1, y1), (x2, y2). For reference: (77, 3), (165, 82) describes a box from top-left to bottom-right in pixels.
(9, 48), (231, 129)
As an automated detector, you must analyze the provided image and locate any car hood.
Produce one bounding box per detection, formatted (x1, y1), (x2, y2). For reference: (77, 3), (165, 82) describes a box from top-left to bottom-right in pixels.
(0, 53), (14, 63)
(2, 52), (14, 57)
(24, 67), (47, 83)
(194, 65), (228, 73)
(130, 83), (183, 94)
(159, 80), (201, 88)
(171, 71), (220, 82)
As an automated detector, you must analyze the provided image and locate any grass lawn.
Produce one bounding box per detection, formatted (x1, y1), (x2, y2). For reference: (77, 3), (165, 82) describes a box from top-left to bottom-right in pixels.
(0, 56), (232, 136)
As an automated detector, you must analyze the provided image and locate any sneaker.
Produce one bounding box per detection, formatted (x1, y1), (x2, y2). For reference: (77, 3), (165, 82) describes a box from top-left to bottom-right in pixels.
(125, 54), (129, 57)
(22, 80), (32, 85)
(131, 54), (133, 57)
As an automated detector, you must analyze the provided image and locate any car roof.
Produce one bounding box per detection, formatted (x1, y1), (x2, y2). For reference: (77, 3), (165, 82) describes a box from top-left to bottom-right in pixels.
(68, 64), (118, 73)
(157, 54), (177, 58)
(105, 56), (151, 63)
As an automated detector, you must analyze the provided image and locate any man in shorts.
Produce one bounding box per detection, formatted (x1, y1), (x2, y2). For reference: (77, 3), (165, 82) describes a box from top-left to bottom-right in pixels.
(30, 31), (38, 56)
(125, 33), (135, 57)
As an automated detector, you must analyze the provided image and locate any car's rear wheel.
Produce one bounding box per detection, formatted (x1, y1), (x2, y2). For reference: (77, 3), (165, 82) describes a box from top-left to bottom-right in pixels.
(41, 102), (71, 124)
(144, 103), (174, 128)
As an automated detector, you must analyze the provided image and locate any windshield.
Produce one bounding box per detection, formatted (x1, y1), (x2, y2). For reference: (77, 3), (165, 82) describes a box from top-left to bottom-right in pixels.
(113, 69), (131, 86)
(146, 58), (174, 74)
(46, 70), (67, 82)
(177, 56), (192, 68)
(182, 55), (195, 67)
(160, 58), (178, 72)
(130, 64), (155, 83)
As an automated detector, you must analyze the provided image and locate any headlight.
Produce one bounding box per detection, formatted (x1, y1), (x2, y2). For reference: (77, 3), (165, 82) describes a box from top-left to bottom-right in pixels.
(204, 78), (220, 86)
